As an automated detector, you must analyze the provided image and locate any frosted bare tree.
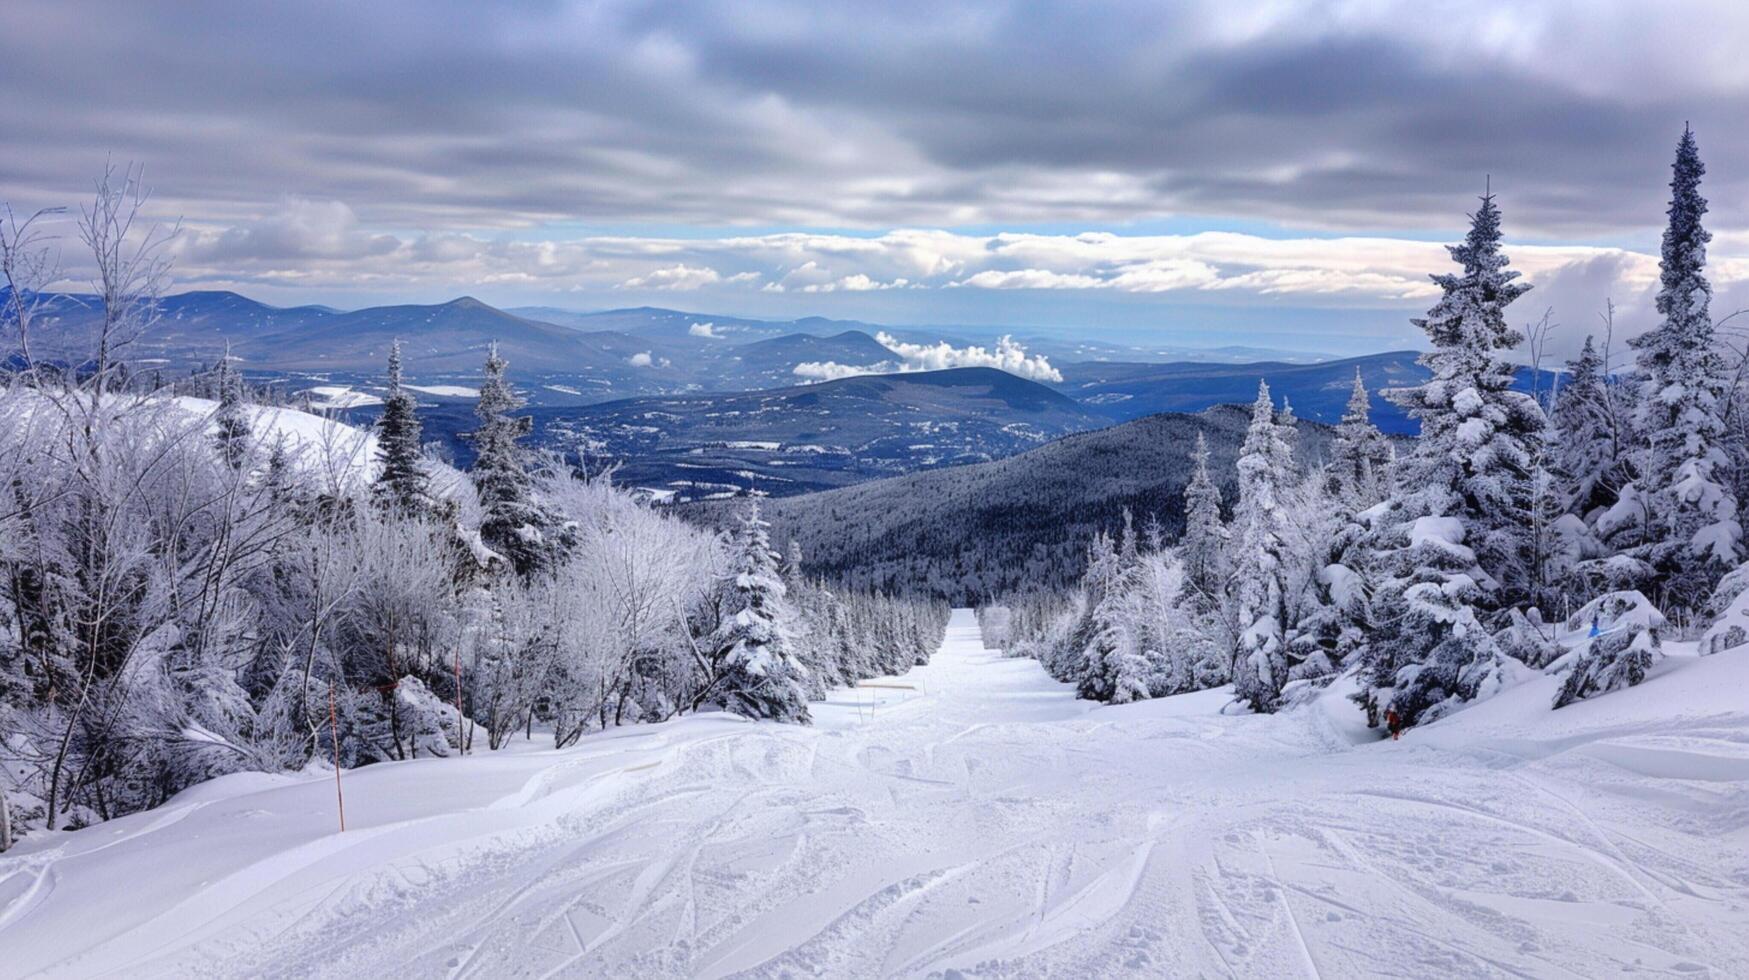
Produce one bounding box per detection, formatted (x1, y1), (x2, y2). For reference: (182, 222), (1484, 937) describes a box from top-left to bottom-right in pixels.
(0, 202), (64, 375)
(77, 162), (177, 391)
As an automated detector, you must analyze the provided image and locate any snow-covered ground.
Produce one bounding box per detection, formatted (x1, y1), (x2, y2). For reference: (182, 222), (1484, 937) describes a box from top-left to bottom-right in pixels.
(3, 611), (1748, 977)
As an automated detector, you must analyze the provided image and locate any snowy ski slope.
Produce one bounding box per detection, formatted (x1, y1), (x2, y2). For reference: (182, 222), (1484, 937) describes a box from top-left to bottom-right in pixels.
(2, 611), (1747, 977)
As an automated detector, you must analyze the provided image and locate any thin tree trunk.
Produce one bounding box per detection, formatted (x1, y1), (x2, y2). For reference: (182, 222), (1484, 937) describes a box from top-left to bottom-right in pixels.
(453, 647), (466, 755)
(329, 682), (346, 832)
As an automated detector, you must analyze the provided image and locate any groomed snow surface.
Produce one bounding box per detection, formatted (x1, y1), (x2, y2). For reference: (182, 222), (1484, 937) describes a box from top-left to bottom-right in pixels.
(4, 612), (1749, 977)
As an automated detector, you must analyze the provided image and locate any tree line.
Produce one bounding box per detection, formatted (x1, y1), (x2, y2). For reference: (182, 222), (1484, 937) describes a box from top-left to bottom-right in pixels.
(0, 167), (947, 849)
(985, 126), (1749, 731)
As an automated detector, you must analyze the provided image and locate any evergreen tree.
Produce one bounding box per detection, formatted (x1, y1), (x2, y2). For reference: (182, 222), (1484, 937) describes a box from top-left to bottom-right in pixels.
(1356, 191), (1544, 729)
(213, 355), (251, 471)
(1230, 381), (1294, 712)
(1275, 396), (1301, 472)
(1606, 127), (1741, 608)
(1327, 370), (1391, 511)
(468, 344), (567, 577)
(1548, 336), (1623, 518)
(1179, 431), (1227, 602)
(1079, 511), (1145, 702)
(709, 501), (811, 723)
(372, 340), (434, 517)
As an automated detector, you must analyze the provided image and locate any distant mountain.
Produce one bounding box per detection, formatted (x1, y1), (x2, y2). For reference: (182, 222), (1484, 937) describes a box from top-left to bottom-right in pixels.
(722, 330), (894, 385)
(1007, 336), (1337, 364)
(377, 366), (1104, 498)
(13, 292), (943, 402)
(505, 305), (799, 343)
(19, 289), (334, 364)
(1055, 351), (1559, 435)
(556, 366), (1101, 498)
(242, 296), (604, 371)
(685, 406), (1375, 603)
(504, 305), (1343, 365)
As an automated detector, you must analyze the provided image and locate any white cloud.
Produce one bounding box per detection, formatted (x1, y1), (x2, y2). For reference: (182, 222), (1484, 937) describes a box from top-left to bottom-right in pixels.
(617, 264), (722, 291)
(950, 269), (1106, 290)
(797, 274), (910, 293)
(875, 332), (1063, 383)
(793, 360), (893, 381)
(792, 333), (1062, 384)
(628, 351), (653, 367)
(688, 321), (720, 338)
(167, 219), (1723, 314)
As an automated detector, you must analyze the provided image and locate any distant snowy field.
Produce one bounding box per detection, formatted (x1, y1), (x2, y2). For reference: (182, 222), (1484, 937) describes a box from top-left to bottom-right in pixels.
(3, 612), (1747, 977)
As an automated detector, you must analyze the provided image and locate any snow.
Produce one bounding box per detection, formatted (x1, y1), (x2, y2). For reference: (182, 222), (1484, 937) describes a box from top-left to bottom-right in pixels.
(404, 384), (480, 398)
(172, 397), (469, 497)
(4, 611), (1748, 976)
(302, 385), (382, 409)
(175, 396), (378, 477)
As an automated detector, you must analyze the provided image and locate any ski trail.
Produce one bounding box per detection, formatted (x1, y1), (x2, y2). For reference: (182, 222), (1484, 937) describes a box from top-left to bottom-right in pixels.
(5, 610), (1749, 978)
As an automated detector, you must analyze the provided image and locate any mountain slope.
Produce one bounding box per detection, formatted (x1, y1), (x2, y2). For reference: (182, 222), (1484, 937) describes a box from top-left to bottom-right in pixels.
(1057, 351), (1559, 434)
(689, 405), (1355, 602)
(10, 614), (1741, 976)
(244, 296), (614, 372)
(391, 366), (1099, 497)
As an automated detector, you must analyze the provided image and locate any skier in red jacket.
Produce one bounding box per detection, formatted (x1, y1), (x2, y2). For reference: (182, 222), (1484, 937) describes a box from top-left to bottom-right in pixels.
(1385, 707), (1403, 740)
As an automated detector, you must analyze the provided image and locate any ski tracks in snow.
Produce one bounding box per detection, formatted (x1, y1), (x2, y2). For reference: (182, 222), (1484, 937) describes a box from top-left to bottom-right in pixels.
(6, 611), (1749, 977)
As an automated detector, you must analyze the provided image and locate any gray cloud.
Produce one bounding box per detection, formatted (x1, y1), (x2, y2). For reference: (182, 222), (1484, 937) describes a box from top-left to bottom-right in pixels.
(5, 1), (1748, 236)
(6, 1), (1749, 355)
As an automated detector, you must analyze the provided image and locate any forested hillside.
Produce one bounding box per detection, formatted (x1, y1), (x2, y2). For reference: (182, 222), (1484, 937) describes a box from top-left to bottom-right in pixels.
(0, 171), (949, 845)
(691, 406), (1350, 602)
(984, 129), (1749, 746)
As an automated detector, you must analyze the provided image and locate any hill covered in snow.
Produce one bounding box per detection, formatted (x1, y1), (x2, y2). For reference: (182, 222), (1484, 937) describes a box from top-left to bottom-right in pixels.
(2, 611), (1744, 976)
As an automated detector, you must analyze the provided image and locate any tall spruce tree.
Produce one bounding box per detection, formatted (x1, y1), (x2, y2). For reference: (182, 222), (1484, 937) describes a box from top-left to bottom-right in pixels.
(709, 500), (811, 723)
(1607, 127), (1741, 608)
(468, 344), (567, 577)
(372, 340), (434, 517)
(1356, 190), (1544, 729)
(1327, 370), (1391, 511)
(1230, 381), (1294, 713)
(1179, 431), (1227, 602)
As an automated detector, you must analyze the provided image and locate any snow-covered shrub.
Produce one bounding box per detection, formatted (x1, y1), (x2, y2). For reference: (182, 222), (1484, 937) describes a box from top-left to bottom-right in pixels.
(1562, 590), (1668, 638)
(1496, 608), (1563, 670)
(1701, 566), (1749, 655)
(1553, 591), (1666, 708)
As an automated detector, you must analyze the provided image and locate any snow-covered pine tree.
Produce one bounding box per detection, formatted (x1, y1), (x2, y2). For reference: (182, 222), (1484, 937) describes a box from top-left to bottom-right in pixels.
(708, 501), (811, 723)
(1229, 380), (1294, 713)
(1179, 431), (1228, 603)
(1548, 336), (1624, 519)
(468, 344), (567, 577)
(1275, 396), (1301, 471)
(1356, 190), (1544, 729)
(1058, 528), (1121, 685)
(1326, 369), (1391, 511)
(213, 355), (251, 471)
(1604, 127), (1741, 609)
(372, 340), (434, 517)
(1079, 510), (1148, 702)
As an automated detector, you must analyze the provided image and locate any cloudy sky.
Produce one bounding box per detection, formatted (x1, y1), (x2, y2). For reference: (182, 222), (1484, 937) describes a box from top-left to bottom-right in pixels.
(5, 0), (1749, 354)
